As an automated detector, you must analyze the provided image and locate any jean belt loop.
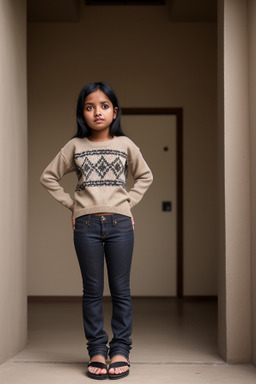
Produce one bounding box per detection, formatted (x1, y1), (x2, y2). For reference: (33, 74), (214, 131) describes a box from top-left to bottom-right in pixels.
(87, 214), (91, 224)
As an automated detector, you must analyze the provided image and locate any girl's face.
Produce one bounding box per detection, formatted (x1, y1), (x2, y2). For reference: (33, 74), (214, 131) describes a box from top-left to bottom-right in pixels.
(83, 89), (118, 135)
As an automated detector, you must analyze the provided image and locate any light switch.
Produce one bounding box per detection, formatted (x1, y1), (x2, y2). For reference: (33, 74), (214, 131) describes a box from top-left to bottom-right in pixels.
(162, 201), (172, 212)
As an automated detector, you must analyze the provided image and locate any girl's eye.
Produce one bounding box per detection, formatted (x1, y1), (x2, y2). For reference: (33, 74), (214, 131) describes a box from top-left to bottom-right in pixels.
(102, 104), (109, 109)
(85, 106), (93, 111)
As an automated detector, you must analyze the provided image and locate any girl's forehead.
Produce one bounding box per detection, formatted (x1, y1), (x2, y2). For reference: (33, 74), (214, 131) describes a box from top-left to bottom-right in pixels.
(85, 89), (110, 103)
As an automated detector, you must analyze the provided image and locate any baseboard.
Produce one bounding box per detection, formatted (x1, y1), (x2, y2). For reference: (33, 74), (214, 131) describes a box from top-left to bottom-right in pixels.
(27, 295), (218, 303)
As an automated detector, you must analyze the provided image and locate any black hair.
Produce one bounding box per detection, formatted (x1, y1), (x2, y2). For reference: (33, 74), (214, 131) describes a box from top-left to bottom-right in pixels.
(74, 81), (125, 138)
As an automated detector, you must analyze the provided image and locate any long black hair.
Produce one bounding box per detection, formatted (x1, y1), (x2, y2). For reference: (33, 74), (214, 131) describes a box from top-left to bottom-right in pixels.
(74, 81), (125, 138)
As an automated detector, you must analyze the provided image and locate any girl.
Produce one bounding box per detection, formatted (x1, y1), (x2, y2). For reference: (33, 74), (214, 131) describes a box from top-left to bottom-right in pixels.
(40, 81), (153, 380)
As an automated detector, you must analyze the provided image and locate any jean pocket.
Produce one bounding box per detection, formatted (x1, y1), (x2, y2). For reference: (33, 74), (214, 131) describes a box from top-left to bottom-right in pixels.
(74, 217), (90, 232)
(112, 216), (133, 232)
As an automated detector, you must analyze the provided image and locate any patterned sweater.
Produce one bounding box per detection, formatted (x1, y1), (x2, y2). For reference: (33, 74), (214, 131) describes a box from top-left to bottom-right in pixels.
(40, 136), (153, 219)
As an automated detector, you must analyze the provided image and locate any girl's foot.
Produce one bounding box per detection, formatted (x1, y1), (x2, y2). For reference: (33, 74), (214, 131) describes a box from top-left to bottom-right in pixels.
(108, 355), (130, 379)
(87, 355), (107, 379)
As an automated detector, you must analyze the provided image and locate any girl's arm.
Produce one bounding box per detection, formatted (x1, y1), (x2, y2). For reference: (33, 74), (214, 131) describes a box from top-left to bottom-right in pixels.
(40, 150), (75, 210)
(127, 151), (153, 209)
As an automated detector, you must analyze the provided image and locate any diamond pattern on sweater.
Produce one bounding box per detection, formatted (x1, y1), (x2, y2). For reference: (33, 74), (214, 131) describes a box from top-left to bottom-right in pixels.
(74, 149), (128, 191)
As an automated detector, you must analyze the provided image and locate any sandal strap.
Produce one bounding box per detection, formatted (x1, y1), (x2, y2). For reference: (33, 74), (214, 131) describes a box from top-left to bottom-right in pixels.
(88, 362), (107, 369)
(109, 361), (130, 369)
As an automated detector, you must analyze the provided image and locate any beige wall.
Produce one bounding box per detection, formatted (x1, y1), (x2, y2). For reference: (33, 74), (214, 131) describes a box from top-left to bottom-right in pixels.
(0, 0), (27, 364)
(249, 0), (256, 366)
(28, 5), (218, 296)
(217, 0), (227, 362)
(218, 0), (252, 363)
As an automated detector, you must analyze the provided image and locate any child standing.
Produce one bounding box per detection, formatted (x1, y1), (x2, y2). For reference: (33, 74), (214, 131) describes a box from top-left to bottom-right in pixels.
(40, 81), (153, 380)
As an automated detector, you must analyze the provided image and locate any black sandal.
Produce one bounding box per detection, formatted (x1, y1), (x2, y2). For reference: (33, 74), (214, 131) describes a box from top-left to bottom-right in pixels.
(108, 361), (130, 380)
(87, 361), (108, 380)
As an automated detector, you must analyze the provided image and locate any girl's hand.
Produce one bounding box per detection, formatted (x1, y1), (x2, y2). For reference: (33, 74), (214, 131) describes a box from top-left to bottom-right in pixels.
(131, 216), (135, 230)
(70, 203), (75, 232)
(72, 215), (75, 232)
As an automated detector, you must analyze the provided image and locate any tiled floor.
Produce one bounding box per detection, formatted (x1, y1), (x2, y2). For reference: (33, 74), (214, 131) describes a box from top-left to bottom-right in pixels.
(0, 298), (255, 383)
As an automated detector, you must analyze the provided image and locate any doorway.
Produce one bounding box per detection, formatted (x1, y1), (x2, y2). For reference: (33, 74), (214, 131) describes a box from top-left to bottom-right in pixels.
(122, 109), (183, 297)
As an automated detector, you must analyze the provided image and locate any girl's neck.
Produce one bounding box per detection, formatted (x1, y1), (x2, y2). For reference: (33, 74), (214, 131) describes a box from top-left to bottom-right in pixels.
(88, 130), (113, 142)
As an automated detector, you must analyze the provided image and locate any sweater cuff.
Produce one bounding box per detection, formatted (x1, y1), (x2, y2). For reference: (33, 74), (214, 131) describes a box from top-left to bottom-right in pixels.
(66, 198), (75, 210)
(128, 196), (136, 209)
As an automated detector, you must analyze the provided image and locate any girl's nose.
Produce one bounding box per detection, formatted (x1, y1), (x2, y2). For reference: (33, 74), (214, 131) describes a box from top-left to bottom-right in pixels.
(94, 106), (102, 116)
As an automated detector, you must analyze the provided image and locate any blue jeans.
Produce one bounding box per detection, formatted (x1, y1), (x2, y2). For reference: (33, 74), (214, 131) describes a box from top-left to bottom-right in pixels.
(73, 214), (134, 360)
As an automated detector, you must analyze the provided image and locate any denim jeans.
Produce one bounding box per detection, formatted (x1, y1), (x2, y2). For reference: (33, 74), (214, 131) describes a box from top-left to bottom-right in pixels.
(73, 214), (134, 360)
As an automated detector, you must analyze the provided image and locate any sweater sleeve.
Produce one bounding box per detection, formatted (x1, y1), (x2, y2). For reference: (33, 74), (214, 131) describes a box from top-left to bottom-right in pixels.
(40, 149), (75, 210)
(127, 148), (153, 209)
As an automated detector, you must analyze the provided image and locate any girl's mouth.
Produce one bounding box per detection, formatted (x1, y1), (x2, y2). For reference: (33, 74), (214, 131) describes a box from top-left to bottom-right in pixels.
(94, 119), (104, 123)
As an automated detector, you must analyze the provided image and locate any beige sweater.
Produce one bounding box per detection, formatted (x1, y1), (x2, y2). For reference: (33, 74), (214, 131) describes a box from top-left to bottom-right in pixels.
(40, 136), (153, 219)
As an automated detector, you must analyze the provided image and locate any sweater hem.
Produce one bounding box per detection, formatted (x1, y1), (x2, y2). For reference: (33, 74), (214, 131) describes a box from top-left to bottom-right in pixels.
(73, 206), (132, 219)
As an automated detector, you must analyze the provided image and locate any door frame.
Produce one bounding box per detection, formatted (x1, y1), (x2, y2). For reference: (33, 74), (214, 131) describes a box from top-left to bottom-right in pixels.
(122, 108), (184, 297)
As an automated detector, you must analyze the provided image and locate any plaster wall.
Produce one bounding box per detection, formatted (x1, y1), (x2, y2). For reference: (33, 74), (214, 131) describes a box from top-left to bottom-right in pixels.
(218, 0), (251, 363)
(0, 0), (27, 364)
(249, 0), (256, 366)
(28, 5), (218, 296)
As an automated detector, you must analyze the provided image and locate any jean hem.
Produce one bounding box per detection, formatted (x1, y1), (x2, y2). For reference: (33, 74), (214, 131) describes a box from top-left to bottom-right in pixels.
(89, 351), (109, 360)
(109, 352), (130, 361)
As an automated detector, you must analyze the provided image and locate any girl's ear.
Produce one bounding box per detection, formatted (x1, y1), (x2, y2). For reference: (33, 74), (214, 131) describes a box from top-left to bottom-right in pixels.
(113, 107), (118, 119)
